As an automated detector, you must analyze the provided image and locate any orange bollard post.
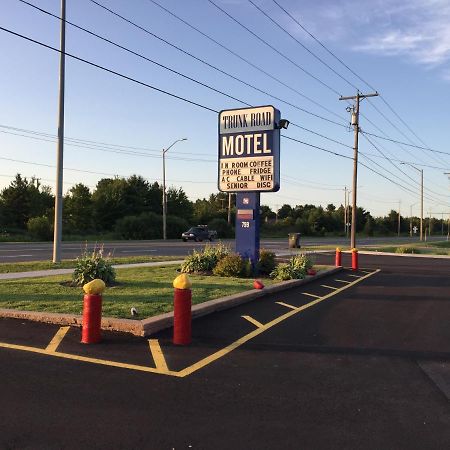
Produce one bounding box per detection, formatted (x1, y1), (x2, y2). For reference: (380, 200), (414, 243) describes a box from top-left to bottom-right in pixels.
(173, 274), (192, 345)
(335, 247), (342, 267)
(351, 248), (359, 271)
(81, 279), (106, 344)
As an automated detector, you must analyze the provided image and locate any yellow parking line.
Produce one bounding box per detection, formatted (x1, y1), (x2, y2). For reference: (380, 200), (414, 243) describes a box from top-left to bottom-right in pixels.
(302, 292), (321, 299)
(0, 269), (381, 378)
(334, 279), (351, 284)
(321, 284), (338, 290)
(359, 270), (373, 274)
(178, 269), (381, 377)
(0, 341), (180, 377)
(275, 301), (298, 310)
(347, 274), (361, 278)
(242, 315), (264, 328)
(45, 326), (70, 352)
(148, 339), (169, 371)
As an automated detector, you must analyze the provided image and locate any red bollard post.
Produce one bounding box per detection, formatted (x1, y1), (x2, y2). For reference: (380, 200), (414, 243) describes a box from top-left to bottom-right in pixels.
(81, 294), (102, 344)
(173, 274), (192, 345)
(351, 248), (359, 271)
(173, 288), (192, 345)
(335, 247), (342, 267)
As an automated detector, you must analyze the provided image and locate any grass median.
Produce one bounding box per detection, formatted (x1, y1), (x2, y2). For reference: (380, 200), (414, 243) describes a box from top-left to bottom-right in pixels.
(0, 265), (281, 319)
(0, 255), (183, 274)
(363, 240), (450, 255)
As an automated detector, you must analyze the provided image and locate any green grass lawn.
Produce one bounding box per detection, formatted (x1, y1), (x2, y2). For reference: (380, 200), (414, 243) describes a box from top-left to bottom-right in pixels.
(0, 255), (183, 274)
(363, 240), (450, 255)
(0, 265), (280, 319)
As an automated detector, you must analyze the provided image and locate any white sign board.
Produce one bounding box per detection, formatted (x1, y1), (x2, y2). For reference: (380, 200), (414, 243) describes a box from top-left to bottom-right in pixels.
(218, 106), (280, 193)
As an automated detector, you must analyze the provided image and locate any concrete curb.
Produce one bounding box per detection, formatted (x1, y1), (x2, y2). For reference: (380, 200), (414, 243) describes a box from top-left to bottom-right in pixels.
(0, 267), (341, 337)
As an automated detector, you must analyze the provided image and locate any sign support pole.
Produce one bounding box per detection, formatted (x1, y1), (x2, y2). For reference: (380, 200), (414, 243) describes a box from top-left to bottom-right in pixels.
(235, 192), (260, 272)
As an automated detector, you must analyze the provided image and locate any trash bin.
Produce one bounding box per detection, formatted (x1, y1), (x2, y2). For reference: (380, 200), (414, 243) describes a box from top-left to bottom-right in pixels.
(288, 233), (301, 248)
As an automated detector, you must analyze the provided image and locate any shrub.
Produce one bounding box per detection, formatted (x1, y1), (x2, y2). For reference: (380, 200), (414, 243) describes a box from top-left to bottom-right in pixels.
(166, 215), (189, 239)
(115, 212), (161, 240)
(27, 216), (53, 240)
(180, 243), (231, 273)
(72, 245), (116, 286)
(213, 254), (245, 277)
(207, 218), (234, 238)
(395, 246), (420, 254)
(257, 249), (276, 275)
(270, 254), (313, 281)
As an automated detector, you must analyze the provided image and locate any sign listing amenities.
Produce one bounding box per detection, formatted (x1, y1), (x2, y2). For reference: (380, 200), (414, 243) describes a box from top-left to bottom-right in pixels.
(218, 105), (280, 193)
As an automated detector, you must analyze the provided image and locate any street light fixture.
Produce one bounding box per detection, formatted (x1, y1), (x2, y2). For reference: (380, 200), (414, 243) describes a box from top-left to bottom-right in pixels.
(162, 138), (187, 240)
(401, 162), (423, 241)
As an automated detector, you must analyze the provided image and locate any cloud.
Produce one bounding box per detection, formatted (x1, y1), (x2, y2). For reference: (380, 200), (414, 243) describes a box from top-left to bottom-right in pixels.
(286, 0), (450, 67)
(350, 0), (450, 66)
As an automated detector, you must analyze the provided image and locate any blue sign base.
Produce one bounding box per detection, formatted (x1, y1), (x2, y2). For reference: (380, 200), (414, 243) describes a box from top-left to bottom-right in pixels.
(235, 192), (260, 273)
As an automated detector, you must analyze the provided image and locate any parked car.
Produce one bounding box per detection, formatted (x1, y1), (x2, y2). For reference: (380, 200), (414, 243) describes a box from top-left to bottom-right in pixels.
(181, 225), (217, 242)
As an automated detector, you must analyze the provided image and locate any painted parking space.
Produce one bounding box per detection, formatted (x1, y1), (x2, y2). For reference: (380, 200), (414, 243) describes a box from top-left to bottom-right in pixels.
(0, 268), (379, 377)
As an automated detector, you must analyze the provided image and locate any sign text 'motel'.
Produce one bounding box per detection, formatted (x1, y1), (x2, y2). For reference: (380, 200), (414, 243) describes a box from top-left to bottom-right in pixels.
(218, 106), (280, 193)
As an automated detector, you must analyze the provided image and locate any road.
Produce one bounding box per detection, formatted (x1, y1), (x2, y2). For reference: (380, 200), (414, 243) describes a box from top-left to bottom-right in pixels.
(0, 235), (443, 262)
(1, 253), (450, 449)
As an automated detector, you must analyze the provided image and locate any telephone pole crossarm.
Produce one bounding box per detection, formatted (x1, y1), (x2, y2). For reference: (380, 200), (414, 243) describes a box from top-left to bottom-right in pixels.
(339, 92), (379, 101)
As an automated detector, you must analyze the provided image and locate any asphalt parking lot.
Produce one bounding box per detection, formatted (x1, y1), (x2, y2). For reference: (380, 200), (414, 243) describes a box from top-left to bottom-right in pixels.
(1, 254), (450, 449)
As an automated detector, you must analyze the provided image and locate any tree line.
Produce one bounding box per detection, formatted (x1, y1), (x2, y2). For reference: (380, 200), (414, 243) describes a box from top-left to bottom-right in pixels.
(0, 173), (446, 240)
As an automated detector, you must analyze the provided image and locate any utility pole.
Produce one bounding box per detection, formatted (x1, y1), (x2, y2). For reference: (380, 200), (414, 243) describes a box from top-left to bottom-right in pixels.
(52, 0), (66, 263)
(339, 91), (378, 249)
(397, 200), (401, 237)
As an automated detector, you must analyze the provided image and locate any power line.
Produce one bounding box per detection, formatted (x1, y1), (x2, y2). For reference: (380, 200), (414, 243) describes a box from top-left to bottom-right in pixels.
(0, 123), (157, 152)
(17, 0), (250, 107)
(17, 0), (353, 145)
(361, 133), (448, 198)
(364, 98), (449, 167)
(206, 0), (342, 96)
(360, 131), (425, 189)
(0, 128), (217, 162)
(88, 0), (347, 127)
(271, 0), (377, 92)
(4, 14), (445, 207)
(0, 26), (219, 114)
(248, 0), (358, 91)
(281, 135), (353, 160)
(0, 156), (215, 183)
(271, 0), (448, 169)
(145, 0), (347, 123)
(361, 130), (450, 158)
(358, 151), (449, 171)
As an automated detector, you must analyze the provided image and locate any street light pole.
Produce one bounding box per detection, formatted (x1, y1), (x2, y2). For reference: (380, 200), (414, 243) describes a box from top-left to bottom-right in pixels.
(52, 0), (66, 263)
(162, 138), (187, 240)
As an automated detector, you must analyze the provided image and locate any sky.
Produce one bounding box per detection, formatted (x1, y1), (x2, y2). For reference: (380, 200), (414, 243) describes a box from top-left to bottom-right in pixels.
(0, 0), (450, 219)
